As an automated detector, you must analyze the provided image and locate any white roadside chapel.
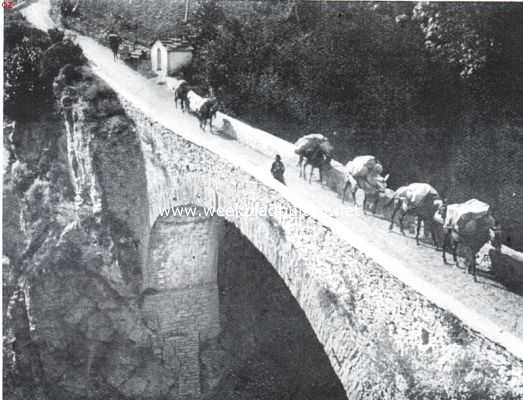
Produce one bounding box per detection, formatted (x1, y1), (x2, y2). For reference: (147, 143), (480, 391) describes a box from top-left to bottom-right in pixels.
(150, 38), (194, 79)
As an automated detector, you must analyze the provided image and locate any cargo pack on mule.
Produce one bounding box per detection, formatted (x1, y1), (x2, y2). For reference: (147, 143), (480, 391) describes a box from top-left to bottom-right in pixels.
(294, 134), (333, 184)
(435, 199), (496, 280)
(342, 155), (389, 214)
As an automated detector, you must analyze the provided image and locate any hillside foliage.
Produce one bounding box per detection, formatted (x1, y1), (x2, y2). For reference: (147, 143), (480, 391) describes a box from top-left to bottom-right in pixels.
(52, 0), (523, 248)
(4, 14), (87, 121)
(185, 1), (523, 248)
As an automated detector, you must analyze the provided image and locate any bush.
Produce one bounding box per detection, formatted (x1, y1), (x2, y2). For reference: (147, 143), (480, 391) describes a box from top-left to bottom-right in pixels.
(48, 28), (65, 44)
(40, 40), (87, 86)
(4, 39), (48, 120)
(4, 14), (51, 52)
(3, 19), (86, 121)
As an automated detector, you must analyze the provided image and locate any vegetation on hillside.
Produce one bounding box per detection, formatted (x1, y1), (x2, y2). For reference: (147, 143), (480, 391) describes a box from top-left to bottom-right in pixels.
(185, 1), (523, 248)
(52, 0), (523, 248)
(4, 13), (87, 121)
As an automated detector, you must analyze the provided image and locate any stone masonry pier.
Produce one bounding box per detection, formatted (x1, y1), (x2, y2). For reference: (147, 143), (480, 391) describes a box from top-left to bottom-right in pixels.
(143, 209), (222, 397)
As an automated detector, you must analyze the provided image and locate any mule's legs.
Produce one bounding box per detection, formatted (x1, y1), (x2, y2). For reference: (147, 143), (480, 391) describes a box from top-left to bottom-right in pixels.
(442, 231), (450, 264)
(362, 194), (377, 215)
(309, 165), (314, 184)
(398, 211), (407, 235)
(415, 216), (422, 245)
(389, 201), (400, 230)
(303, 162), (309, 181)
(302, 163), (307, 180)
(342, 180), (351, 203)
(469, 257), (477, 282)
(429, 222), (439, 249)
(373, 197), (379, 214)
(452, 240), (459, 267)
(351, 186), (358, 205)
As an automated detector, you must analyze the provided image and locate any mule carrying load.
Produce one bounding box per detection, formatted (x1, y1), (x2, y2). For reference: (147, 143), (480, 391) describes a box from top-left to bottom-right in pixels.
(294, 134), (333, 183)
(388, 183), (441, 246)
(440, 199), (493, 235)
(344, 155), (383, 179)
(342, 155), (389, 214)
(436, 198), (495, 280)
(397, 183), (440, 211)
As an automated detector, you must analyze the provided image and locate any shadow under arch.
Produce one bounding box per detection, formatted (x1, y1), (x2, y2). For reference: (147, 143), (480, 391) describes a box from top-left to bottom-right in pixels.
(210, 218), (348, 399)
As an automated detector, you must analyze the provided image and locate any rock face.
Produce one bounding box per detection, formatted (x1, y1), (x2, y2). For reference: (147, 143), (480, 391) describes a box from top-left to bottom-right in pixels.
(3, 66), (179, 400)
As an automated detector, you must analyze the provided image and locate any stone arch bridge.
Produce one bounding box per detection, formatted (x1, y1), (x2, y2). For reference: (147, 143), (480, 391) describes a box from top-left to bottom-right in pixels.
(115, 94), (523, 398)
(20, 1), (523, 394)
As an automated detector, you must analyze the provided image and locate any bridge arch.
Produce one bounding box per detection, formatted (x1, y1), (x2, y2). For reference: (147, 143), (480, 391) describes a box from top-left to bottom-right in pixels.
(142, 191), (347, 398)
(144, 174), (302, 297)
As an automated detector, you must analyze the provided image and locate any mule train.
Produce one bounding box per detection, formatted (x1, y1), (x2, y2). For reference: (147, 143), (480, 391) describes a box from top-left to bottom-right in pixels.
(293, 134), (510, 282)
(164, 76), (517, 283)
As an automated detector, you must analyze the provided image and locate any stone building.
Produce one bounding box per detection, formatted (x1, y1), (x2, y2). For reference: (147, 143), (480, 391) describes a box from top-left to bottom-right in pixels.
(150, 38), (193, 79)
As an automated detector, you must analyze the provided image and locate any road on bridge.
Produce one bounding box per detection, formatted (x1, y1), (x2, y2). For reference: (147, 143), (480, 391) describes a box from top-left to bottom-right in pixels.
(23, 0), (523, 349)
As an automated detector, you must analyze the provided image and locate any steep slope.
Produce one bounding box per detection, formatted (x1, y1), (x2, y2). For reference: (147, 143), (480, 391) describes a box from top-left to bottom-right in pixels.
(3, 63), (180, 400)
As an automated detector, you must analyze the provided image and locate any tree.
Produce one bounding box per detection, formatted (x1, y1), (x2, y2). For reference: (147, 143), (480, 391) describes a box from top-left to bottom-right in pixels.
(4, 38), (47, 120)
(40, 40), (87, 86)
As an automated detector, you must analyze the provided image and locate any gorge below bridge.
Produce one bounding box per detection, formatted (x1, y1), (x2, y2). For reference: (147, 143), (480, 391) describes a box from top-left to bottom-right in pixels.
(19, 1), (523, 398)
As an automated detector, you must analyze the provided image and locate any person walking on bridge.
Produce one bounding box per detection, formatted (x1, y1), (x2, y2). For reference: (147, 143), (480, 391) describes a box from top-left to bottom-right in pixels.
(271, 154), (286, 185)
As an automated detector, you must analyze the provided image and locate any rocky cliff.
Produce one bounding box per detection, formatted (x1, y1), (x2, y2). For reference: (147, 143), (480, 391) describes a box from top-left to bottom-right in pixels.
(3, 65), (180, 400)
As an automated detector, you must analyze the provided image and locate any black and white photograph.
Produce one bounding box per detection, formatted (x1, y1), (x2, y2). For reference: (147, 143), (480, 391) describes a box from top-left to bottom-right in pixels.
(2, 0), (523, 399)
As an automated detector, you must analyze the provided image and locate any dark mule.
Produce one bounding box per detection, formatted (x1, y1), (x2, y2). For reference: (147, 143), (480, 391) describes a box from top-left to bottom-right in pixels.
(198, 98), (219, 132)
(387, 184), (442, 246)
(174, 81), (190, 112)
(108, 34), (121, 62)
(441, 209), (495, 282)
(298, 147), (332, 184)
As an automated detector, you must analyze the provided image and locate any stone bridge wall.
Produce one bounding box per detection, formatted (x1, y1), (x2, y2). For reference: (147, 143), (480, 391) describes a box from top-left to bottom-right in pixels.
(124, 98), (523, 399)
